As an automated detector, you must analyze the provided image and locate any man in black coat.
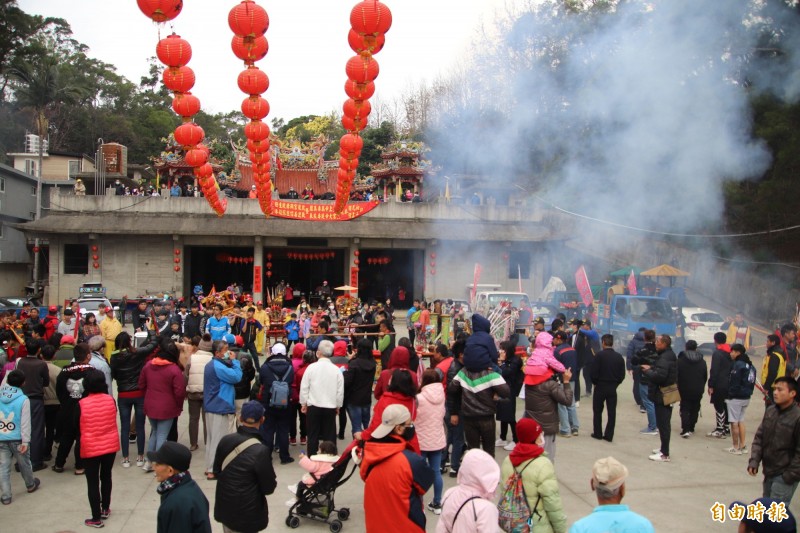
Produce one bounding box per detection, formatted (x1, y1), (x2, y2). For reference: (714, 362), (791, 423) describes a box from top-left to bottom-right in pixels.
(677, 340), (708, 438)
(590, 334), (626, 442)
(642, 335), (678, 462)
(708, 332), (733, 438)
(259, 344), (295, 464)
(213, 401), (277, 532)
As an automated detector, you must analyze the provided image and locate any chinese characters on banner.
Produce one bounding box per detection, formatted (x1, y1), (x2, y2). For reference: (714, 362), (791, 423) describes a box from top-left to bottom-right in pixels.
(253, 266), (262, 293)
(269, 200), (380, 221)
(350, 267), (359, 295)
(575, 265), (593, 307)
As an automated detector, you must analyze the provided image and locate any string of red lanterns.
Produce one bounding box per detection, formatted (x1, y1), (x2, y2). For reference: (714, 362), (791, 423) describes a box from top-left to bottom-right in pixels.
(91, 244), (100, 270)
(286, 252), (335, 261)
(229, 0), (272, 217)
(137, 1), (226, 217)
(335, 0), (392, 213)
(214, 253), (255, 264)
(367, 256), (391, 265)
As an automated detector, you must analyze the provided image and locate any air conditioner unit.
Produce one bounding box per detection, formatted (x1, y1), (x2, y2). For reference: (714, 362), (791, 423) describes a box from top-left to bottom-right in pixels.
(25, 134), (48, 154)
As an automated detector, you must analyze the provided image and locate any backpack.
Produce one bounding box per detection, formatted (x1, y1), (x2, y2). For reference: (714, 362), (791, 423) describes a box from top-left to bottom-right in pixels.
(268, 366), (292, 408)
(498, 460), (539, 533)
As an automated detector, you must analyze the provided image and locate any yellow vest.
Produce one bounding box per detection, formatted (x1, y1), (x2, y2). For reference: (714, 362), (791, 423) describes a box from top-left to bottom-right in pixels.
(762, 349), (786, 386)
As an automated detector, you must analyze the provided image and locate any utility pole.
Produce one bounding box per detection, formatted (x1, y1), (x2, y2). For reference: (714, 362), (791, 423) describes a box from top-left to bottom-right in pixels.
(31, 129), (44, 298)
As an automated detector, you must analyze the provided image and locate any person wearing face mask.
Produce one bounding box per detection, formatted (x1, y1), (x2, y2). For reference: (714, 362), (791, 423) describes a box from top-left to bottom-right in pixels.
(436, 448), (501, 533)
(360, 404), (434, 533)
(500, 417), (567, 532)
(202, 340), (242, 480)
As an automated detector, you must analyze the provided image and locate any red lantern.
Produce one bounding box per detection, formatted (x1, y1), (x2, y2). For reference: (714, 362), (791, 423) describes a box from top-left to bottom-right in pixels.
(354, 250), (360, 256)
(92, 254), (99, 261)
(228, 0), (269, 38)
(431, 269), (436, 275)
(91, 245), (98, 252)
(238, 66), (269, 95)
(341, 115), (367, 133)
(339, 157), (359, 171)
(430, 261), (436, 267)
(354, 259), (360, 265)
(195, 163), (213, 179)
(247, 139), (270, 153)
(367, 258), (374, 265)
(430, 252), (437, 259)
(175, 266), (181, 272)
(184, 148), (208, 167)
(343, 98), (371, 120)
(344, 79), (376, 100)
(348, 30), (385, 55)
(93, 262), (100, 269)
(174, 257), (181, 263)
(250, 151), (269, 164)
(174, 122), (204, 147)
(266, 271), (272, 278)
(163, 66), (195, 93)
(241, 96), (270, 120)
(339, 133), (364, 155)
(345, 55), (380, 83)
(33, 246), (40, 253)
(350, 0), (393, 35)
(231, 35), (268, 63)
(174, 249), (180, 255)
(267, 253), (272, 260)
(156, 33), (192, 67)
(137, 0), (183, 22)
(244, 120), (270, 141)
(172, 93), (201, 118)
(266, 262), (272, 269)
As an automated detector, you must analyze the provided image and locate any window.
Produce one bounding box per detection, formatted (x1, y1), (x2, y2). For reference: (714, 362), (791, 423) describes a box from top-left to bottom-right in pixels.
(0, 177), (5, 192)
(31, 185), (36, 196)
(30, 212), (36, 220)
(508, 251), (530, 279)
(64, 244), (89, 274)
(24, 159), (37, 175)
(68, 160), (81, 177)
(0, 223), (4, 239)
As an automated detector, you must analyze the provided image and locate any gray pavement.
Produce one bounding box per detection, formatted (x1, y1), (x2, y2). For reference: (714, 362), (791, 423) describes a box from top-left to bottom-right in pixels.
(3, 354), (789, 533)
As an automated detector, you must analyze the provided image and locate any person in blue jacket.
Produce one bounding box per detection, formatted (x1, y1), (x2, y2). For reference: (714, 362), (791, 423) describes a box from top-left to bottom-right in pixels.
(284, 313), (300, 349)
(202, 339), (242, 480)
(205, 305), (231, 341)
(463, 314), (500, 372)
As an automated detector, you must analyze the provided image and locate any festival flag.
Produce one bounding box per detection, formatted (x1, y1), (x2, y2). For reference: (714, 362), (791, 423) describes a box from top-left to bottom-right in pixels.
(575, 265), (593, 307)
(627, 269), (638, 295)
(471, 263), (483, 307)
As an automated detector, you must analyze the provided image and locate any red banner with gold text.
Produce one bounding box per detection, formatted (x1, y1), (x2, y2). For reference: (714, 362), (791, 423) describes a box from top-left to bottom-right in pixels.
(270, 200), (380, 221)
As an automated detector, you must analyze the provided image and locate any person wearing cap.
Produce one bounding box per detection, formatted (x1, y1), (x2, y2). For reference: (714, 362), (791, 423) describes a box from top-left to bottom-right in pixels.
(570, 457), (654, 533)
(213, 401), (276, 532)
(203, 339), (242, 479)
(748, 376), (800, 503)
(299, 340), (344, 457)
(361, 404), (434, 532)
(149, 441), (211, 533)
(499, 417), (566, 531)
(99, 307), (122, 360)
(57, 308), (77, 337)
(259, 342), (295, 464)
(54, 334), (77, 368)
(42, 306), (59, 341)
(184, 334), (214, 452)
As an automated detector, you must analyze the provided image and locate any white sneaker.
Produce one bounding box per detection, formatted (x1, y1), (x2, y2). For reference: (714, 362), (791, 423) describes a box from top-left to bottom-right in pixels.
(494, 439), (508, 446)
(142, 461), (153, 472)
(575, 401), (580, 408)
(136, 457), (145, 467)
(121, 458), (131, 468)
(503, 442), (516, 451)
(287, 484), (297, 495)
(649, 452), (670, 462)
(652, 448), (662, 454)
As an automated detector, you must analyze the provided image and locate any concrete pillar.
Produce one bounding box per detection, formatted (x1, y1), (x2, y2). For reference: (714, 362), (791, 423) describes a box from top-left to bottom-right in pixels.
(253, 236), (263, 303)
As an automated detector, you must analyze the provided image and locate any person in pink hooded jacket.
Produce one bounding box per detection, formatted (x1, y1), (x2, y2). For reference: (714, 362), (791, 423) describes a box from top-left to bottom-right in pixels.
(524, 332), (565, 384)
(436, 448), (500, 532)
(417, 369), (447, 514)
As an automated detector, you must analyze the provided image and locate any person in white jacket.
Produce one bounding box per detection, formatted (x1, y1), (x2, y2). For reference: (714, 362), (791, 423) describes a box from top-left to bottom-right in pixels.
(417, 369), (447, 515)
(184, 335), (214, 451)
(437, 449), (500, 533)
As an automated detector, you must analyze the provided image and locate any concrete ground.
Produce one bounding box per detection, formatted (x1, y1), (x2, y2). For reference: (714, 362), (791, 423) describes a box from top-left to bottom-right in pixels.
(2, 307), (790, 532)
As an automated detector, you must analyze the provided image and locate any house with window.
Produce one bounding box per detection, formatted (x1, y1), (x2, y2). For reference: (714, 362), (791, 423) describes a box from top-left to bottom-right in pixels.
(0, 163), (40, 295)
(6, 134), (95, 183)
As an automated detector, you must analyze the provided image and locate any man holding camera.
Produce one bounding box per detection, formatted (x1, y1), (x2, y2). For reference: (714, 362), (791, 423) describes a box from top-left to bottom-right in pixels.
(631, 330), (659, 436)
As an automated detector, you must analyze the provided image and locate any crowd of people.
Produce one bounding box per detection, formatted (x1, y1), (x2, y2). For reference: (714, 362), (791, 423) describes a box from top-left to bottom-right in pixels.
(0, 297), (798, 532)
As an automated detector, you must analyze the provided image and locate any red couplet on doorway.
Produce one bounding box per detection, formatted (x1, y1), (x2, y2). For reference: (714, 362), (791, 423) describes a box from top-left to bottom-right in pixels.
(350, 267), (358, 294)
(253, 265), (262, 293)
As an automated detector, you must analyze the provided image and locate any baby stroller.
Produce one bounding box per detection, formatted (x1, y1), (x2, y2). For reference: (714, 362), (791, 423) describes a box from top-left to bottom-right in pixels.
(285, 440), (359, 532)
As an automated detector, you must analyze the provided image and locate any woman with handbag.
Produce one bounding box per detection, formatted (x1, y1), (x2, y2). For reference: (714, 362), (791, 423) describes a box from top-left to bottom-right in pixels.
(499, 417), (566, 533)
(641, 335), (679, 463)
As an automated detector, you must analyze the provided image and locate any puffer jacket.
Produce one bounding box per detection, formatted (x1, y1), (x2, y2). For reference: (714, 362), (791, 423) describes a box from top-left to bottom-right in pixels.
(463, 314), (499, 371)
(626, 331), (646, 370)
(344, 353), (377, 407)
(437, 449), (500, 533)
(259, 355), (293, 408)
(749, 401), (800, 483)
(643, 348), (678, 405)
(186, 350), (213, 394)
(374, 347), (417, 400)
(500, 455), (567, 533)
(204, 357), (242, 415)
(138, 358), (186, 420)
(677, 349), (707, 401)
(448, 368), (509, 418)
(78, 393), (120, 458)
(708, 344), (732, 402)
(212, 425), (276, 532)
(417, 383), (446, 452)
(728, 353), (756, 400)
(110, 332), (158, 394)
(524, 380), (574, 435)
(525, 333), (565, 377)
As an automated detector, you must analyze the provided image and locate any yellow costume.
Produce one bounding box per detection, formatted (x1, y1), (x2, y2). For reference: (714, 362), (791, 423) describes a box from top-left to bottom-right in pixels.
(99, 316), (122, 360)
(254, 307), (270, 354)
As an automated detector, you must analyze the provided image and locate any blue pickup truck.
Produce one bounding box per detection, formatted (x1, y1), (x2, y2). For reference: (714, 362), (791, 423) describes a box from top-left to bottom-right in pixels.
(596, 295), (677, 348)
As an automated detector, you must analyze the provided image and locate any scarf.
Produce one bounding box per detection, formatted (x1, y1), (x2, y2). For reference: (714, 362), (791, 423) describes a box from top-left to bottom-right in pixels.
(157, 470), (189, 495)
(509, 442), (545, 467)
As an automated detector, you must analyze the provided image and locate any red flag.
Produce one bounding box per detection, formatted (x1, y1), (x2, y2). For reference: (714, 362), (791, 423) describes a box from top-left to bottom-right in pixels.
(627, 269), (638, 296)
(471, 263), (483, 307)
(575, 266), (593, 307)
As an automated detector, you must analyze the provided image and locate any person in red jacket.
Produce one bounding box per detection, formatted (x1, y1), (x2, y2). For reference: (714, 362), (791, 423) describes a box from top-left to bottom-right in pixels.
(374, 346), (418, 400)
(76, 371), (120, 528)
(138, 343), (186, 472)
(360, 404), (434, 533)
(360, 369), (420, 453)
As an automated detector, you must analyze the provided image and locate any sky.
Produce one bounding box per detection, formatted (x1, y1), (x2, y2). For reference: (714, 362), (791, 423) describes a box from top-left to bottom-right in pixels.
(18, 0), (520, 121)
